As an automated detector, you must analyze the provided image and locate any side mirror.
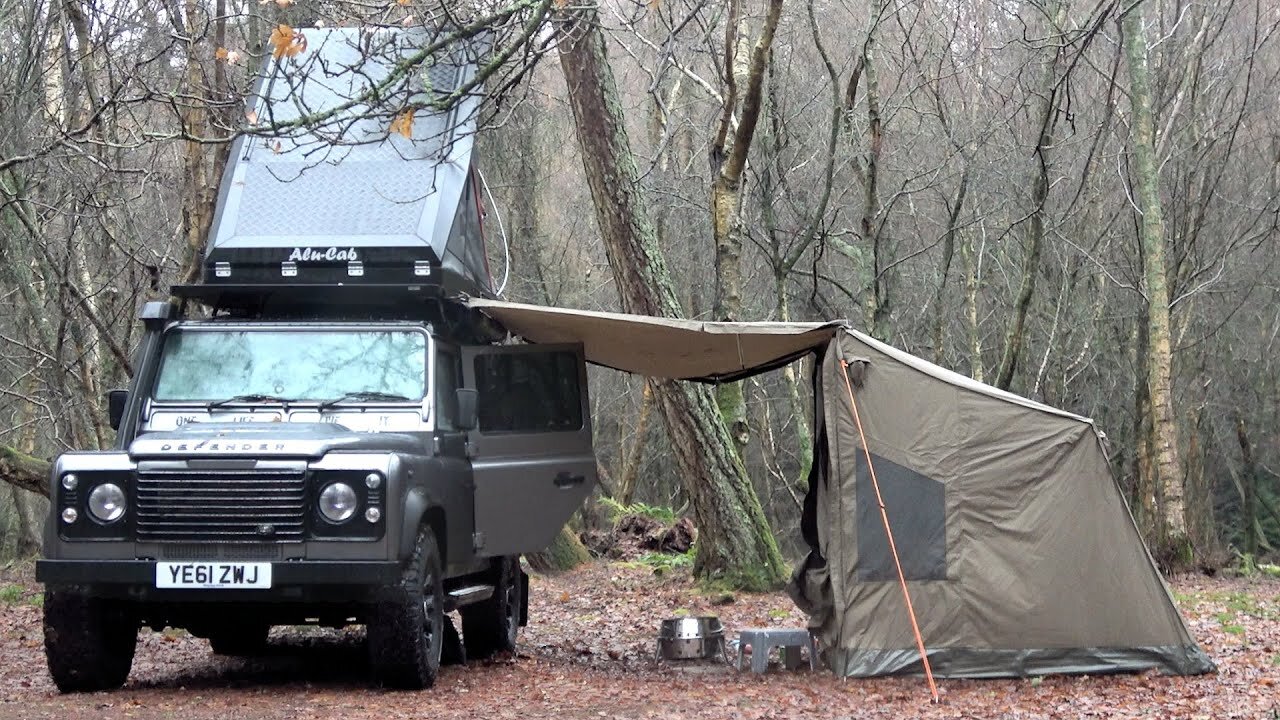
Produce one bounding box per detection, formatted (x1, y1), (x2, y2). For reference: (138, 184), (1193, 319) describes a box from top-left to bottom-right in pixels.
(107, 389), (129, 431)
(455, 388), (478, 431)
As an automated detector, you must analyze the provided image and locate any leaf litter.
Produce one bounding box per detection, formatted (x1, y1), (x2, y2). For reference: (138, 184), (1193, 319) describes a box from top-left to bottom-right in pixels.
(0, 562), (1275, 719)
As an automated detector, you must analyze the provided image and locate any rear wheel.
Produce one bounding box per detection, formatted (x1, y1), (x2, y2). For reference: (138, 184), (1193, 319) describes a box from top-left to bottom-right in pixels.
(208, 623), (271, 656)
(43, 590), (137, 693)
(367, 527), (444, 689)
(460, 556), (523, 660)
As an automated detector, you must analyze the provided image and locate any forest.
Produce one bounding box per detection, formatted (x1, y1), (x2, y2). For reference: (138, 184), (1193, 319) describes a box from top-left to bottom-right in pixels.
(1, 0), (1279, 581)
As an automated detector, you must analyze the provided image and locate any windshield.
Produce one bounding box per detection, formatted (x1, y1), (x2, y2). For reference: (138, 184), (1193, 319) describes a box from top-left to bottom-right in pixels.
(152, 328), (428, 402)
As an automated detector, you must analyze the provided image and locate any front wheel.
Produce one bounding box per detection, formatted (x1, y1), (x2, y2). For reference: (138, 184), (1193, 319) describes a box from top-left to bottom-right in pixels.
(460, 556), (523, 660)
(43, 590), (138, 693)
(367, 527), (445, 689)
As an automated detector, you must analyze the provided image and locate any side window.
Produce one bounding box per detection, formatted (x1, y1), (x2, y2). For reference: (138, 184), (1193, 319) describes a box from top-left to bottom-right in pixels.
(474, 351), (583, 433)
(435, 350), (460, 431)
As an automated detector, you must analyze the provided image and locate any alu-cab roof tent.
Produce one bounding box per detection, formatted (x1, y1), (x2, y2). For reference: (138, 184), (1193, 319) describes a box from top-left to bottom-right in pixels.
(466, 298), (1213, 678)
(201, 28), (494, 298)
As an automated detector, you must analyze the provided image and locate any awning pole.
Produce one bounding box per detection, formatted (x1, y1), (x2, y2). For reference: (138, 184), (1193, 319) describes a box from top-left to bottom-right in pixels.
(839, 359), (940, 703)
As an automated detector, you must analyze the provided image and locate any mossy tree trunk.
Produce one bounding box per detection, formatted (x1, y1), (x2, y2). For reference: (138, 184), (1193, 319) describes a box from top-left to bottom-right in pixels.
(556, 2), (786, 590)
(708, 0), (783, 457)
(0, 446), (51, 499)
(1123, 1), (1190, 567)
(527, 526), (591, 573)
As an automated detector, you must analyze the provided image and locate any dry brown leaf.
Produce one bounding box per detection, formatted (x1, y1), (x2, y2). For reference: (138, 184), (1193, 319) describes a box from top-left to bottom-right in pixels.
(553, 0), (569, 7)
(269, 24), (307, 60)
(272, 140), (283, 154)
(269, 25), (293, 59)
(396, 0), (411, 5)
(389, 109), (415, 139)
(214, 47), (229, 61)
(245, 108), (259, 126)
(274, 0), (295, 6)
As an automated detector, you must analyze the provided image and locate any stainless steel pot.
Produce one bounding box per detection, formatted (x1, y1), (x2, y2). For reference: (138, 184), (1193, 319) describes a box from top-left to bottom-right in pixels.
(656, 616), (728, 662)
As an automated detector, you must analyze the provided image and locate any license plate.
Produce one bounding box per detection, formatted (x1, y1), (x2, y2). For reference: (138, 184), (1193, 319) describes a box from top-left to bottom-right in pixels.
(156, 562), (273, 589)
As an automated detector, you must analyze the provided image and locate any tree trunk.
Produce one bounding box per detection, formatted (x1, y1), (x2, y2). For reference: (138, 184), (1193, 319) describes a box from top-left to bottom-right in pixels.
(557, 2), (785, 589)
(0, 446), (51, 498)
(527, 526), (591, 573)
(860, 10), (890, 340)
(617, 381), (653, 507)
(1234, 411), (1258, 558)
(994, 0), (1066, 392)
(962, 227), (983, 382)
(710, 0), (784, 456)
(1122, 1), (1189, 566)
(10, 486), (41, 557)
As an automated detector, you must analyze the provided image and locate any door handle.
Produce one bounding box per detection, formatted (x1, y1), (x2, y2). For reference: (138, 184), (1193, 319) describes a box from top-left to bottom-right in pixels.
(553, 472), (586, 489)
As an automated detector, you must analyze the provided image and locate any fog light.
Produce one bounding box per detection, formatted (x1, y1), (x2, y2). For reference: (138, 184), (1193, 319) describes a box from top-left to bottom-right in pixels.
(319, 482), (357, 523)
(365, 473), (382, 489)
(365, 507), (381, 523)
(88, 483), (126, 523)
(62, 474), (78, 491)
(61, 508), (78, 524)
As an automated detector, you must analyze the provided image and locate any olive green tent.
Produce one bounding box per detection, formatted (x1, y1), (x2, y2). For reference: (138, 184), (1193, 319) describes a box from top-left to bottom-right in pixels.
(466, 299), (1213, 678)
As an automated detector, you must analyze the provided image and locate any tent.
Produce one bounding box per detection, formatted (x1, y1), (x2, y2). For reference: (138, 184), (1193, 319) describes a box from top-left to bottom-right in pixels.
(203, 27), (494, 296)
(466, 299), (1214, 678)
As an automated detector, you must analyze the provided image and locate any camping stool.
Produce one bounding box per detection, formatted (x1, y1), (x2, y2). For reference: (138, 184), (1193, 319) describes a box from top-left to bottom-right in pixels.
(735, 628), (817, 673)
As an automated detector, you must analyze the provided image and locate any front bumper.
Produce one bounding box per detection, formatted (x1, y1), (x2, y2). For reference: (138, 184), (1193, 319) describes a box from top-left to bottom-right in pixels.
(37, 559), (399, 589)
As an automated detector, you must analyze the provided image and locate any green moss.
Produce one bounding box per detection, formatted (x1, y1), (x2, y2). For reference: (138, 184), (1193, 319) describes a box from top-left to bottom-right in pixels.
(0, 585), (24, 604)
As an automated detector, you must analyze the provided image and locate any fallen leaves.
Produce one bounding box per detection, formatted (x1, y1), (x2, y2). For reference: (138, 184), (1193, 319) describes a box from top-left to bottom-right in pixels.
(0, 564), (1276, 719)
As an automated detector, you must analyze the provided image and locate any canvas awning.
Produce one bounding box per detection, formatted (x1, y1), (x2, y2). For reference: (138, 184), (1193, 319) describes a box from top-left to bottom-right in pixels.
(465, 298), (842, 382)
(465, 297), (1212, 679)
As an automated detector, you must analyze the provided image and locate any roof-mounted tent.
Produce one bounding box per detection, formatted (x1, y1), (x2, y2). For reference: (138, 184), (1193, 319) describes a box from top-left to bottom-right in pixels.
(198, 27), (493, 299)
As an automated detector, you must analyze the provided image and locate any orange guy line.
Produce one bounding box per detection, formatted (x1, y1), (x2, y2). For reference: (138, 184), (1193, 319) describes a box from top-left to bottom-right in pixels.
(840, 358), (940, 704)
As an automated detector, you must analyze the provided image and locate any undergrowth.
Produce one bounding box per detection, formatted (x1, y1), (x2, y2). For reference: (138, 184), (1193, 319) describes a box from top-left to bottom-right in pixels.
(599, 497), (678, 525)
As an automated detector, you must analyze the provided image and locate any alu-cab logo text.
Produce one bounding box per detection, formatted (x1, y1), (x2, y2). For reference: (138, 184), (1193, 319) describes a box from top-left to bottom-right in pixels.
(287, 247), (359, 262)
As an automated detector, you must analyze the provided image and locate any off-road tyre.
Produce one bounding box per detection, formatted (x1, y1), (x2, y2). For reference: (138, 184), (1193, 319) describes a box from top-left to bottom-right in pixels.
(367, 527), (444, 689)
(43, 590), (138, 693)
(460, 556), (523, 660)
(208, 623), (271, 656)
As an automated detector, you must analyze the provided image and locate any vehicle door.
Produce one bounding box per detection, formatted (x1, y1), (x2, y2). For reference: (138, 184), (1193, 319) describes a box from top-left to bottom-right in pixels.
(462, 344), (595, 557)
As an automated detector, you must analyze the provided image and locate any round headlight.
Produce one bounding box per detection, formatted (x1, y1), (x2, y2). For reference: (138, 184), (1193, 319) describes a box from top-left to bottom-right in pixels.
(365, 507), (382, 523)
(62, 474), (79, 491)
(319, 483), (357, 523)
(88, 483), (126, 523)
(61, 508), (78, 524)
(365, 472), (382, 489)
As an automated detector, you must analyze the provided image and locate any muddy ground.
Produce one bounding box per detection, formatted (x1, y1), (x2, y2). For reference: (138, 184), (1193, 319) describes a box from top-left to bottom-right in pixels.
(0, 562), (1276, 719)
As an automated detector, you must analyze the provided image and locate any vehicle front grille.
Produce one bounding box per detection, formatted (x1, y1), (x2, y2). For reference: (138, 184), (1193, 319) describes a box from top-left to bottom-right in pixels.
(136, 470), (307, 543)
(160, 543), (285, 560)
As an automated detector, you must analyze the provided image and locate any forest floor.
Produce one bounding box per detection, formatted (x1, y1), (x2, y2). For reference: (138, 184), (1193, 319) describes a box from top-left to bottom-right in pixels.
(0, 560), (1276, 720)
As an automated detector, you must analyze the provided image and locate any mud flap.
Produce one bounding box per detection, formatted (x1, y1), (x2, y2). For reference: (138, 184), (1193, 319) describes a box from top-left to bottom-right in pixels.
(519, 569), (529, 627)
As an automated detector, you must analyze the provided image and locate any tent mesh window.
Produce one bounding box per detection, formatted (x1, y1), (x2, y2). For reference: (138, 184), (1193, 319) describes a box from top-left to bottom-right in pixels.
(854, 452), (947, 581)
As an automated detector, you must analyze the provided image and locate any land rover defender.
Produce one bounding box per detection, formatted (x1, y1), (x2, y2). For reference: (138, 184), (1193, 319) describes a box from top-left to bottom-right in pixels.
(35, 26), (598, 692)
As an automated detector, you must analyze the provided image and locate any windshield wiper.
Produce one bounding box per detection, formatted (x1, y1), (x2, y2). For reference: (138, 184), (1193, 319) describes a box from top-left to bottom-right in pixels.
(318, 391), (413, 412)
(208, 394), (296, 409)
